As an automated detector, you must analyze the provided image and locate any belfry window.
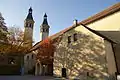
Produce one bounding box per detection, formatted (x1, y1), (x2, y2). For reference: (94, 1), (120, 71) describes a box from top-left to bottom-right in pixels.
(46, 28), (48, 32)
(26, 23), (28, 27)
(43, 29), (45, 32)
(29, 24), (32, 27)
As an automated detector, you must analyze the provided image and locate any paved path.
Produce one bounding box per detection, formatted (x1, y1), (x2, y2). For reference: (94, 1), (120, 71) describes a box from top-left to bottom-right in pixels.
(0, 75), (55, 80)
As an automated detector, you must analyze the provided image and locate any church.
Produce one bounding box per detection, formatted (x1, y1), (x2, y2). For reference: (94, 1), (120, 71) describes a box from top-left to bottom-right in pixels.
(23, 7), (51, 75)
(29, 2), (120, 80)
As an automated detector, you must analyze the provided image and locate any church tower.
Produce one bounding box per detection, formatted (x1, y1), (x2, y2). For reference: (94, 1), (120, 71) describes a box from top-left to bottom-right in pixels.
(23, 7), (34, 49)
(40, 13), (50, 41)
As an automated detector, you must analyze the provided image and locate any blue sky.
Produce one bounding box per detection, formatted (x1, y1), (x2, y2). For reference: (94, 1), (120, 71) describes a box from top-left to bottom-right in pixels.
(0, 0), (119, 43)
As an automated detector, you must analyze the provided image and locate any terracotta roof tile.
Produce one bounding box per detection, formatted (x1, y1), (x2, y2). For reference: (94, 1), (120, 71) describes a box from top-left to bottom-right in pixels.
(31, 2), (120, 51)
(79, 2), (120, 25)
(51, 2), (120, 37)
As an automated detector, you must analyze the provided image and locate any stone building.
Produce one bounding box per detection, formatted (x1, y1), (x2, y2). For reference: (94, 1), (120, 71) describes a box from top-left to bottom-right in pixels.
(32, 13), (51, 76)
(24, 10), (51, 75)
(53, 2), (120, 79)
(23, 7), (35, 74)
(40, 13), (50, 41)
(23, 7), (34, 49)
(30, 2), (120, 79)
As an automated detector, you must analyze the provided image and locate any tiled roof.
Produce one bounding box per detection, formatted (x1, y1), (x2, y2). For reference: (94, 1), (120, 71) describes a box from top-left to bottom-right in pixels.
(79, 2), (120, 25)
(50, 2), (120, 39)
(31, 2), (120, 51)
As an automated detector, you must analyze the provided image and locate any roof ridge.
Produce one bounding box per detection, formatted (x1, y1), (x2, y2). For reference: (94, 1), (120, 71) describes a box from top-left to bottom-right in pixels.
(79, 2), (120, 25)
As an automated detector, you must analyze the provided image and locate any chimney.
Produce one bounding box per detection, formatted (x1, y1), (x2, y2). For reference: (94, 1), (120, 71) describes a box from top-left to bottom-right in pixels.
(73, 19), (78, 26)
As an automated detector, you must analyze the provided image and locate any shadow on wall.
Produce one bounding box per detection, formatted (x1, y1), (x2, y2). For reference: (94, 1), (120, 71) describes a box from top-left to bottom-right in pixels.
(54, 30), (109, 79)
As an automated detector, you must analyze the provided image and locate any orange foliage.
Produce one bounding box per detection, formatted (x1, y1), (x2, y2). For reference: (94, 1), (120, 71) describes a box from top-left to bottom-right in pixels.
(37, 38), (56, 63)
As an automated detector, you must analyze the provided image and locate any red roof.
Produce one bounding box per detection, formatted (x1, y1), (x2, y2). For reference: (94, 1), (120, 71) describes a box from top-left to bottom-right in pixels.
(30, 2), (120, 52)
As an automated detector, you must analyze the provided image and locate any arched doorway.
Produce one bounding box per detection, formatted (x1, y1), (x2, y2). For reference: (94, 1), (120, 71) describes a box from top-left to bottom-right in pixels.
(37, 63), (40, 75)
(35, 63), (42, 75)
(41, 64), (53, 76)
(42, 64), (47, 75)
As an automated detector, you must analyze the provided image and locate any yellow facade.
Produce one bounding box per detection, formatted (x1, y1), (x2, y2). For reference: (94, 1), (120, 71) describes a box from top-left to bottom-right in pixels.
(53, 3), (120, 79)
(87, 11), (120, 31)
(54, 25), (108, 79)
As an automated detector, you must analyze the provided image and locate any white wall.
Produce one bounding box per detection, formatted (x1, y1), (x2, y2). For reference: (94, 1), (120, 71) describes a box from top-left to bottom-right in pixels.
(24, 53), (36, 73)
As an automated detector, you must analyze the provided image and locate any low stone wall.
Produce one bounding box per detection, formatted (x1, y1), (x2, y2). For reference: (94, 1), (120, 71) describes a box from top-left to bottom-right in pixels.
(0, 64), (21, 75)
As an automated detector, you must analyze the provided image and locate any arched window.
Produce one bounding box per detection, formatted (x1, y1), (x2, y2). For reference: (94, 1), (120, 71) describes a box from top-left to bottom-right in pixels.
(29, 24), (32, 28)
(8, 57), (15, 64)
(27, 56), (29, 60)
(43, 28), (45, 32)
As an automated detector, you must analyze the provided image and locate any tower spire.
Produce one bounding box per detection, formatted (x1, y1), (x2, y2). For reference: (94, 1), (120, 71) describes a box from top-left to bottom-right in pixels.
(40, 13), (50, 41)
(29, 7), (32, 14)
(42, 13), (48, 25)
(26, 7), (33, 20)
(23, 7), (34, 48)
(44, 13), (47, 17)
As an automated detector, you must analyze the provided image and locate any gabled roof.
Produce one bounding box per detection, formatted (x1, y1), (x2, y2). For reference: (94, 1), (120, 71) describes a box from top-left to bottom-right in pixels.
(79, 2), (120, 25)
(31, 2), (120, 52)
(50, 2), (120, 39)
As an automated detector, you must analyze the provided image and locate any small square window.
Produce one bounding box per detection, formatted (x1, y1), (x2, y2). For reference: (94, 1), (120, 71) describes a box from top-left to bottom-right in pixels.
(74, 33), (77, 41)
(68, 36), (71, 43)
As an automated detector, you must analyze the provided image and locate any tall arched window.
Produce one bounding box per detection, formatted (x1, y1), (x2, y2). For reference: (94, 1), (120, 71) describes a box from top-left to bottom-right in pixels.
(29, 24), (32, 28)
(43, 28), (45, 32)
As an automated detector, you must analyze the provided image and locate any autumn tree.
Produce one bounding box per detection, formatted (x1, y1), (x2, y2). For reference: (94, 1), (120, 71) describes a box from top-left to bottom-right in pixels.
(0, 26), (27, 55)
(37, 38), (56, 63)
